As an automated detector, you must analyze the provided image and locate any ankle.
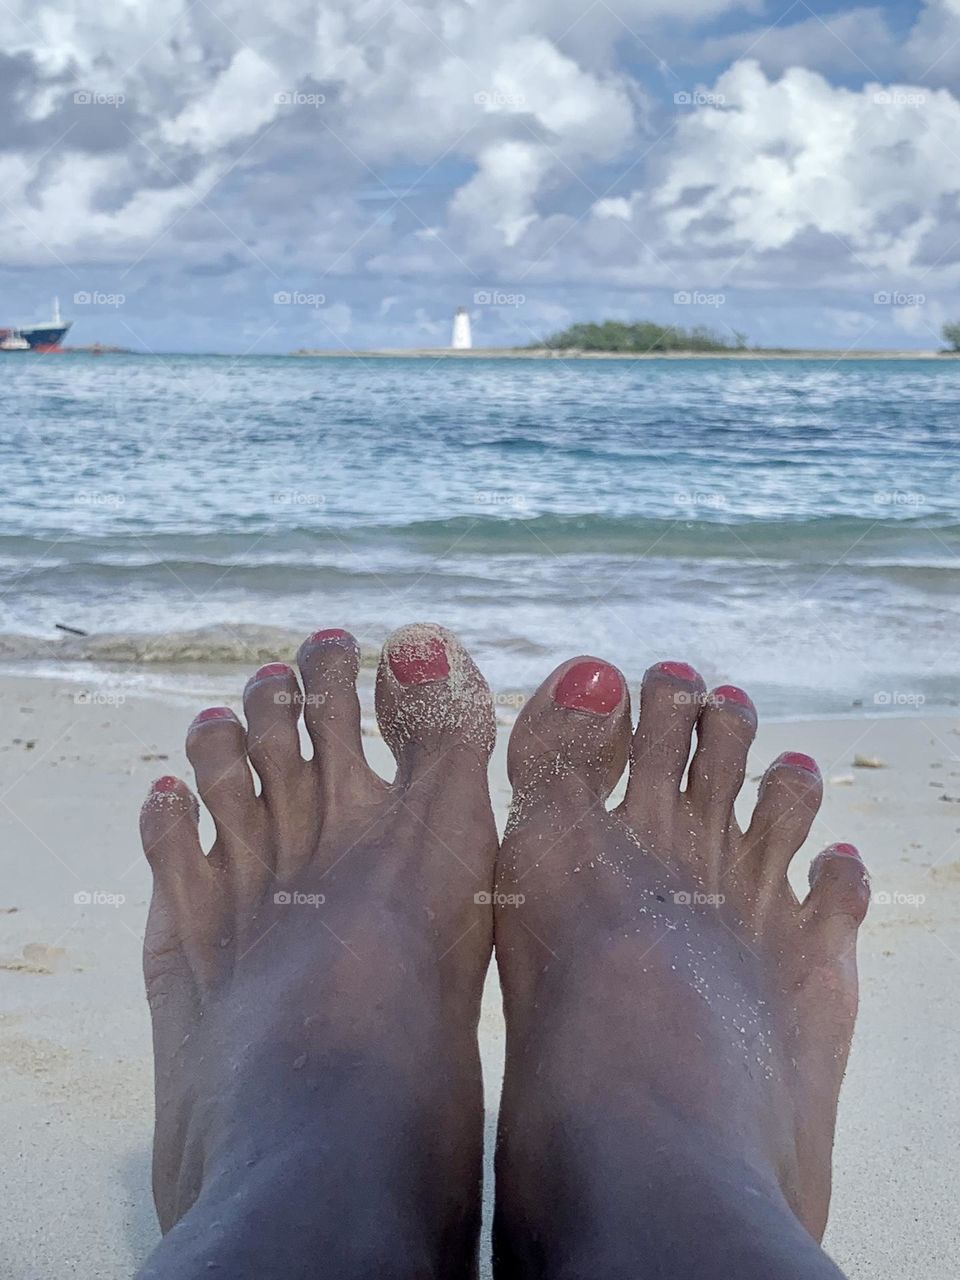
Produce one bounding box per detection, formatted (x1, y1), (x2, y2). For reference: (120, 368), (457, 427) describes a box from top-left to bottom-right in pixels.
(497, 1105), (841, 1280)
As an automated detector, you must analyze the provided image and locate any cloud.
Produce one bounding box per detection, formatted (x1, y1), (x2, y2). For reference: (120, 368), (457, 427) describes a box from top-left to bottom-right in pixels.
(650, 61), (960, 279)
(1, 0), (959, 349)
(690, 7), (898, 79)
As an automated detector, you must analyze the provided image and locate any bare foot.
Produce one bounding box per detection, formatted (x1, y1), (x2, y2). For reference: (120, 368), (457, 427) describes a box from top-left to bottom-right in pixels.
(138, 624), (496, 1279)
(494, 658), (870, 1278)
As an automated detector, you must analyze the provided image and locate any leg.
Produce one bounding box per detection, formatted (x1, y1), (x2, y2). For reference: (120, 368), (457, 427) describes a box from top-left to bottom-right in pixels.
(494, 658), (869, 1278)
(138, 624), (497, 1279)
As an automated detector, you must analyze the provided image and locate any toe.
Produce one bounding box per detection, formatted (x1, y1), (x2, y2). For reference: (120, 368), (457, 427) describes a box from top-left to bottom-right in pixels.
(243, 663), (318, 874)
(243, 663), (304, 785)
(140, 776), (220, 986)
(506, 656), (630, 802)
(297, 629), (380, 803)
(686, 685), (757, 836)
(185, 706), (265, 876)
(622, 661), (705, 826)
(375, 623), (496, 784)
(140, 775), (203, 878)
(742, 751), (823, 880)
(803, 843), (870, 926)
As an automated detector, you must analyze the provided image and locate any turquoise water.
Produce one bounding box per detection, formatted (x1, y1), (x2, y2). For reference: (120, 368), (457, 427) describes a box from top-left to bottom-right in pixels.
(3, 353), (960, 714)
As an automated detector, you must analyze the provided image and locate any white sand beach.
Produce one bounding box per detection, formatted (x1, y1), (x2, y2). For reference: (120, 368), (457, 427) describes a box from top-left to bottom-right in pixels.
(1, 673), (957, 1278)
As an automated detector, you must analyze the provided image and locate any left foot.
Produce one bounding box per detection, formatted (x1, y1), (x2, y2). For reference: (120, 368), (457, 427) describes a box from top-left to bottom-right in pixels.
(138, 624), (496, 1279)
(494, 658), (870, 1277)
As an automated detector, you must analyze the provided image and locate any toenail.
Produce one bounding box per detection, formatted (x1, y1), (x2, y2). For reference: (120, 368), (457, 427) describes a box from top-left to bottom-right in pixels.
(252, 663), (292, 681)
(711, 684), (754, 710)
(388, 636), (450, 685)
(152, 775), (179, 792)
(553, 660), (623, 715)
(306, 628), (352, 645)
(654, 661), (699, 682)
(775, 751), (819, 773)
(829, 842), (862, 860)
(192, 706), (236, 725)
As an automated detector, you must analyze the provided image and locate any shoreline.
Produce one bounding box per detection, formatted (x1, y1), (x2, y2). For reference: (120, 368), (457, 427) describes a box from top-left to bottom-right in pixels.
(290, 346), (960, 360)
(0, 662), (955, 726)
(17, 347), (960, 361)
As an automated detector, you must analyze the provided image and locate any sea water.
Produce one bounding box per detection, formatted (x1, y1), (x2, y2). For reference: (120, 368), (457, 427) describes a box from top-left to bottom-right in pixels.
(3, 352), (959, 716)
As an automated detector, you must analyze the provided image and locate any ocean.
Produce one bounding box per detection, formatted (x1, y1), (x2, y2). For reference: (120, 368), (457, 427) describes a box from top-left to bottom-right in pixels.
(3, 353), (959, 717)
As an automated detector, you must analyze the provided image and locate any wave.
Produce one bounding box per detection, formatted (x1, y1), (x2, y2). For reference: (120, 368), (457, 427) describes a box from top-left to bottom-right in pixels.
(0, 624), (382, 666)
(1, 514), (959, 565)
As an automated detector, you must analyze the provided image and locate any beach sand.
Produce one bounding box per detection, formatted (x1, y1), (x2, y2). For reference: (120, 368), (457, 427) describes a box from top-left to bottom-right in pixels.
(1, 673), (957, 1278)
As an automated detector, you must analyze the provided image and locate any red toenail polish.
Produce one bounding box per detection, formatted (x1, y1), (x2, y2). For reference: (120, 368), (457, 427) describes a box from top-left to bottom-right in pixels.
(830, 842), (861, 859)
(388, 637), (450, 685)
(193, 706), (235, 724)
(553, 660), (623, 714)
(655, 661), (699, 682)
(252, 663), (291, 681)
(152, 775), (179, 792)
(712, 684), (753, 709)
(307, 628), (351, 644)
(776, 751), (819, 773)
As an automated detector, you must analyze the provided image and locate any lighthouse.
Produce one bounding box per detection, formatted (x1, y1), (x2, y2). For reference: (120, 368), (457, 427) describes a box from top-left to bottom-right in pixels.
(451, 306), (472, 350)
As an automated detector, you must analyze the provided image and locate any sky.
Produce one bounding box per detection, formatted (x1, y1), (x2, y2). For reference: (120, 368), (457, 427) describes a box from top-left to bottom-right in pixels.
(0, 0), (958, 352)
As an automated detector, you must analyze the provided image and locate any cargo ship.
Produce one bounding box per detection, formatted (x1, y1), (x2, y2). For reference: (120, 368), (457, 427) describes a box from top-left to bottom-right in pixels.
(0, 298), (71, 351)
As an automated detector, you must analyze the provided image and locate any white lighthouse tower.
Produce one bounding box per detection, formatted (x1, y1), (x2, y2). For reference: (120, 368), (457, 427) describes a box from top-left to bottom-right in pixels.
(451, 306), (472, 350)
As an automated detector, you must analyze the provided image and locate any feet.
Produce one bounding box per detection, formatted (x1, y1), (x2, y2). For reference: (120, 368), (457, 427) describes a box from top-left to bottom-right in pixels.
(138, 624), (496, 1278)
(494, 658), (869, 1277)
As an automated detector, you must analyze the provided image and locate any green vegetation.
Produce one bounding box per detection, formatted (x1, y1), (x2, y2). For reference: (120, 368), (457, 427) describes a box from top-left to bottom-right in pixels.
(942, 322), (960, 352)
(539, 319), (746, 353)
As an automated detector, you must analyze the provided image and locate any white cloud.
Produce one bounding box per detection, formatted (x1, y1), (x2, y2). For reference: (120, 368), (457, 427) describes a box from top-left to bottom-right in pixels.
(160, 48), (287, 151)
(450, 141), (554, 247)
(2, 0), (960, 348)
(651, 61), (960, 277)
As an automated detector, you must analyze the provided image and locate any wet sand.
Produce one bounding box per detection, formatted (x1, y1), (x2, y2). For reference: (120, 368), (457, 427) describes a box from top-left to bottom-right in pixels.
(1, 674), (957, 1277)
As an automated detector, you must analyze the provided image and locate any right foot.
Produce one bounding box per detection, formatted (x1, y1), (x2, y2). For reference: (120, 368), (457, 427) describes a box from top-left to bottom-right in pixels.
(138, 624), (497, 1279)
(494, 658), (870, 1278)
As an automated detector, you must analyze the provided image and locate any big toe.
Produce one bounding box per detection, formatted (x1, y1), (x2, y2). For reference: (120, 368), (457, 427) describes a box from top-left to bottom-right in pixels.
(375, 623), (496, 783)
(506, 656), (630, 805)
